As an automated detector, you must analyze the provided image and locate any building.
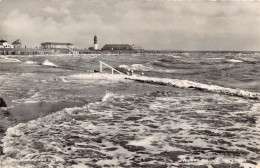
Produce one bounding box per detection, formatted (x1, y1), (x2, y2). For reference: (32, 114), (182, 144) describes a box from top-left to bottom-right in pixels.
(12, 39), (22, 48)
(41, 42), (74, 49)
(101, 44), (132, 50)
(131, 44), (143, 51)
(94, 35), (98, 50)
(0, 48), (53, 55)
(0, 39), (14, 48)
(101, 44), (143, 51)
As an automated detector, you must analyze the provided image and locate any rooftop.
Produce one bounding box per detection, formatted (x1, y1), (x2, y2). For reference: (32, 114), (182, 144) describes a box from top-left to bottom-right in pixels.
(41, 42), (74, 45)
(0, 39), (7, 43)
(12, 40), (22, 45)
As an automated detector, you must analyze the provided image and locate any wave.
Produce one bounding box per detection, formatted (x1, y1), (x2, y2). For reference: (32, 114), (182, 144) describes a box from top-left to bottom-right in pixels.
(119, 63), (177, 73)
(208, 58), (225, 60)
(12, 92), (42, 104)
(226, 59), (243, 63)
(24, 60), (38, 65)
(126, 76), (260, 99)
(119, 63), (153, 71)
(237, 57), (258, 63)
(102, 92), (117, 101)
(42, 59), (58, 67)
(68, 73), (129, 83)
(1, 91), (259, 168)
(0, 56), (20, 63)
(67, 73), (259, 100)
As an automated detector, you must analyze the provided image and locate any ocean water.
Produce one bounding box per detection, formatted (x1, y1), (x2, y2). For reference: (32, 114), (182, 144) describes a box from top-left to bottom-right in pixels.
(0, 52), (260, 168)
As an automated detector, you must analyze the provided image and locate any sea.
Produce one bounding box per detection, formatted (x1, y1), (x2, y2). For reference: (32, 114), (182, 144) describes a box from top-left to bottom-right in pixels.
(0, 52), (259, 168)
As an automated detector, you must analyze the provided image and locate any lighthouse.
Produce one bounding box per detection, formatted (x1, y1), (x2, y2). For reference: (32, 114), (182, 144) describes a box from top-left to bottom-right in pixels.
(94, 35), (98, 50)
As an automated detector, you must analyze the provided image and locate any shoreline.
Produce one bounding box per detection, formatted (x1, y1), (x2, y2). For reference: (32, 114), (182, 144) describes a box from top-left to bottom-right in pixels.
(1, 48), (260, 56)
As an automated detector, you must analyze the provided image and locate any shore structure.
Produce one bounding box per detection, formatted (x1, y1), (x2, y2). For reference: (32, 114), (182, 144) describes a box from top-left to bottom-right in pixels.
(1, 37), (259, 55)
(41, 42), (74, 49)
(0, 48), (53, 55)
(0, 39), (13, 48)
(101, 44), (143, 51)
(12, 39), (22, 48)
(94, 35), (98, 50)
(40, 42), (77, 54)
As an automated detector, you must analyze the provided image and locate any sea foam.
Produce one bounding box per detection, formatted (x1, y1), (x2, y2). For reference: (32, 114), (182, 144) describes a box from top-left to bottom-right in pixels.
(126, 75), (260, 99)
(0, 90), (259, 168)
(42, 59), (58, 67)
(0, 56), (20, 63)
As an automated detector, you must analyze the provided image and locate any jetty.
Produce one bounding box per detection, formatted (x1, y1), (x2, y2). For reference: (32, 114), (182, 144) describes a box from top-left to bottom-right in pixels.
(98, 61), (259, 100)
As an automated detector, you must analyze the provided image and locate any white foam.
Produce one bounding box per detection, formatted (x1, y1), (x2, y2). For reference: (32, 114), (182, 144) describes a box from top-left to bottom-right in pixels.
(128, 135), (155, 147)
(68, 73), (129, 84)
(131, 64), (150, 70)
(119, 64), (129, 69)
(238, 57), (258, 62)
(119, 63), (153, 71)
(42, 59), (58, 67)
(0, 56), (20, 63)
(12, 92), (42, 104)
(96, 159), (119, 167)
(1, 90), (259, 167)
(24, 61), (37, 65)
(102, 92), (116, 101)
(126, 76), (260, 99)
(226, 59), (243, 63)
(250, 103), (260, 114)
(208, 58), (224, 60)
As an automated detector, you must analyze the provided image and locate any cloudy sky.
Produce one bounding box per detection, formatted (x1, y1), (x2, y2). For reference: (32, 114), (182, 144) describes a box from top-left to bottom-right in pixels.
(0, 0), (259, 50)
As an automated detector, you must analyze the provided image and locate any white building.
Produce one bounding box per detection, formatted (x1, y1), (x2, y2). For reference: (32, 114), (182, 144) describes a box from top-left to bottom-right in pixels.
(41, 42), (74, 49)
(12, 39), (22, 48)
(0, 39), (14, 48)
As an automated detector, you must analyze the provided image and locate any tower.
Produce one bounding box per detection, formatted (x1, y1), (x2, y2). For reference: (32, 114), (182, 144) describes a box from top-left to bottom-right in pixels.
(94, 35), (98, 50)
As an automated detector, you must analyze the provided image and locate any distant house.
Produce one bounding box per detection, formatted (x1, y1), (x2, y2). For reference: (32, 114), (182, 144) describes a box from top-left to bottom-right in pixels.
(12, 39), (22, 48)
(131, 44), (143, 51)
(101, 44), (132, 51)
(0, 39), (14, 48)
(41, 42), (74, 49)
(101, 44), (143, 51)
(88, 47), (94, 50)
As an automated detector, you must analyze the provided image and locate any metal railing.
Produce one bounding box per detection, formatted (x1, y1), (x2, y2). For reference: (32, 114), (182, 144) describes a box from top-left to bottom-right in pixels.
(99, 61), (124, 74)
(68, 48), (75, 54)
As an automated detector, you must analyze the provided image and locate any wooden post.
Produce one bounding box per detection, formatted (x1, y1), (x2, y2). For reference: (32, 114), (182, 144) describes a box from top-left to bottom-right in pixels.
(100, 61), (102, 73)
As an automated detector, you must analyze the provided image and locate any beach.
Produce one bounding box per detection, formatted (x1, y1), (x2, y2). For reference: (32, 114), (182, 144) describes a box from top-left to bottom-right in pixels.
(0, 52), (259, 167)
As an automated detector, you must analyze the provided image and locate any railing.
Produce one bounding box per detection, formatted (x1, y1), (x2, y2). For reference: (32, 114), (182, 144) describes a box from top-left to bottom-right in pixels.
(68, 48), (75, 54)
(99, 61), (124, 74)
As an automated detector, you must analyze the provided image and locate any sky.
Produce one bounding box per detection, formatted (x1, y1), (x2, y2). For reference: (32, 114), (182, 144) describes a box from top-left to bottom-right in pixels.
(0, 0), (259, 50)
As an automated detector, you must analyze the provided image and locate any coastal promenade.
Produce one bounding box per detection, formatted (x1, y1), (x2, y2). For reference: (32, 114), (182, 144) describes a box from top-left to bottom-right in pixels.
(1, 47), (259, 55)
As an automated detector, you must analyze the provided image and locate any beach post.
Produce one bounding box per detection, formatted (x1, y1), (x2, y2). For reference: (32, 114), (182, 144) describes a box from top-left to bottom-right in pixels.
(100, 61), (102, 73)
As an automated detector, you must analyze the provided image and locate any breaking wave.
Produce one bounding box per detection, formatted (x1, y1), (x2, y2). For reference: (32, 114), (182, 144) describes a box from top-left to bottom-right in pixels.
(42, 60), (58, 67)
(126, 76), (260, 99)
(0, 56), (20, 63)
(119, 63), (176, 73)
(226, 59), (243, 63)
(102, 92), (117, 102)
(24, 61), (38, 65)
(119, 63), (153, 71)
(68, 73), (129, 84)
(1, 89), (258, 168)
